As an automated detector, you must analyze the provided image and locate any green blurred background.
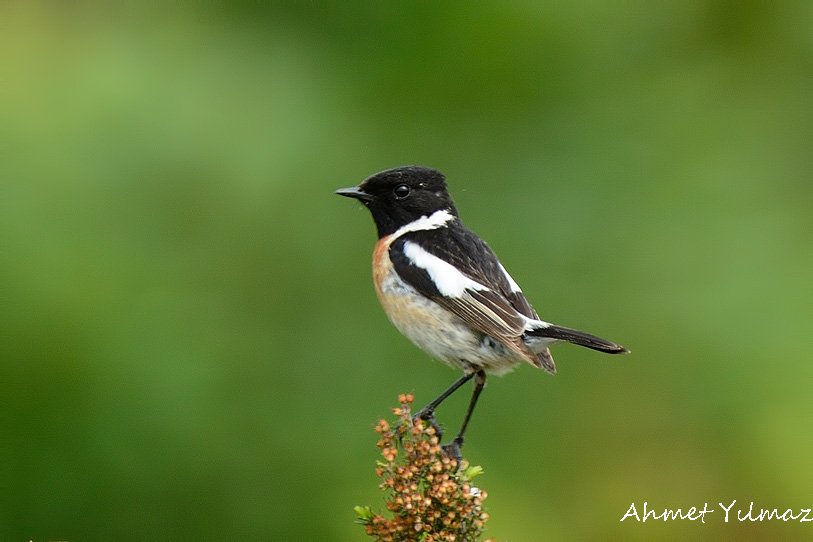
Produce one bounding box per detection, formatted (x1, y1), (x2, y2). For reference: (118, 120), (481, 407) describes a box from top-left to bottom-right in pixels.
(2, 2), (811, 540)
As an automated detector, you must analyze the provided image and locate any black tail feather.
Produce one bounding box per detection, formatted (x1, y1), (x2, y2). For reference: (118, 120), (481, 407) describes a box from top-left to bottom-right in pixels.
(528, 324), (629, 354)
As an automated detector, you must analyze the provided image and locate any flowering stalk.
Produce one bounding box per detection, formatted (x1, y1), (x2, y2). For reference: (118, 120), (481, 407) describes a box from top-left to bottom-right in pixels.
(355, 394), (499, 542)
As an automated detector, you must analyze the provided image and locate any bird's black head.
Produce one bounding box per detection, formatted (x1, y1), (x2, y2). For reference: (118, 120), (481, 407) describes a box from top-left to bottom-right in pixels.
(336, 165), (458, 238)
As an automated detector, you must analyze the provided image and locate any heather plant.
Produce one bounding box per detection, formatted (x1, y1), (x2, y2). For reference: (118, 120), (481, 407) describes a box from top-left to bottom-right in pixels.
(355, 394), (499, 542)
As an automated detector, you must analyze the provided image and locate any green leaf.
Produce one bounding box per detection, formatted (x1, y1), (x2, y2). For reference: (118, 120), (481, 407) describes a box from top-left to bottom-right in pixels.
(354, 505), (373, 520)
(461, 464), (484, 480)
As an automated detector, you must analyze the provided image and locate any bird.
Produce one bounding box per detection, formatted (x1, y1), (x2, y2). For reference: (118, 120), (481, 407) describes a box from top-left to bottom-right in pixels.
(336, 165), (628, 461)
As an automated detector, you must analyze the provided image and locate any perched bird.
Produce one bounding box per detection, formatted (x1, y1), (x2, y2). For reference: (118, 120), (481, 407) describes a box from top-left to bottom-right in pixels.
(337, 165), (628, 460)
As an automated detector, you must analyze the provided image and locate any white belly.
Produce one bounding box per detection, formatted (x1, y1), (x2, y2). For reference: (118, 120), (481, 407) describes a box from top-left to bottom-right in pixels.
(376, 265), (525, 376)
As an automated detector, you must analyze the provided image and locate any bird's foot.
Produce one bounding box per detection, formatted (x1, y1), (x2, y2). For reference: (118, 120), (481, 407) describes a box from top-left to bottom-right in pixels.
(408, 407), (464, 469)
(413, 407), (444, 441)
(441, 435), (464, 468)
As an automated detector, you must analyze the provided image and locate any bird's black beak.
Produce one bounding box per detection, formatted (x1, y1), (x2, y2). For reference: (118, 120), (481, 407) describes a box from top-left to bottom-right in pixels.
(335, 186), (373, 203)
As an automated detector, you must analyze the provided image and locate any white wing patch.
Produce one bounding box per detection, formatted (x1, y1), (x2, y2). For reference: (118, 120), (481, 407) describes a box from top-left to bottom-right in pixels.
(403, 241), (489, 297)
(499, 263), (523, 293)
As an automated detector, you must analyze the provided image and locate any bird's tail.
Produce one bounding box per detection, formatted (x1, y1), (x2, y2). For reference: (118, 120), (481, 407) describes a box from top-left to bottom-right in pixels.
(526, 324), (629, 354)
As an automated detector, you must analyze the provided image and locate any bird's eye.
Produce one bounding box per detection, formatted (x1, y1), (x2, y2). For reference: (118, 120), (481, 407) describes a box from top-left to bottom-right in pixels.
(393, 184), (411, 199)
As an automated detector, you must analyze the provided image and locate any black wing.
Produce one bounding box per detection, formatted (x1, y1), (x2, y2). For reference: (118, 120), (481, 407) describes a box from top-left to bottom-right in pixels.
(389, 223), (541, 363)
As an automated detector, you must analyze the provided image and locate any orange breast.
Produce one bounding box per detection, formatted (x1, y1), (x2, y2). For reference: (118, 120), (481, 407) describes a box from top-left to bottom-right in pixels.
(372, 234), (395, 301)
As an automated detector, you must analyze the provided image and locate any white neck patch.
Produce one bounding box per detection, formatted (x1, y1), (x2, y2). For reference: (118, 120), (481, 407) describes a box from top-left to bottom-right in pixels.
(392, 209), (454, 240)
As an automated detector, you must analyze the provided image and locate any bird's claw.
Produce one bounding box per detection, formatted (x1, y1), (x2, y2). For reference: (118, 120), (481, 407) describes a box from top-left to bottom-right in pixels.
(442, 435), (464, 467)
(413, 408), (444, 440)
(414, 408), (464, 468)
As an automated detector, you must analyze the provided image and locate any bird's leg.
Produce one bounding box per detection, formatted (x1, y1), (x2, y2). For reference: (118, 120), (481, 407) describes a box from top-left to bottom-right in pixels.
(413, 370), (476, 441)
(442, 370), (487, 465)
